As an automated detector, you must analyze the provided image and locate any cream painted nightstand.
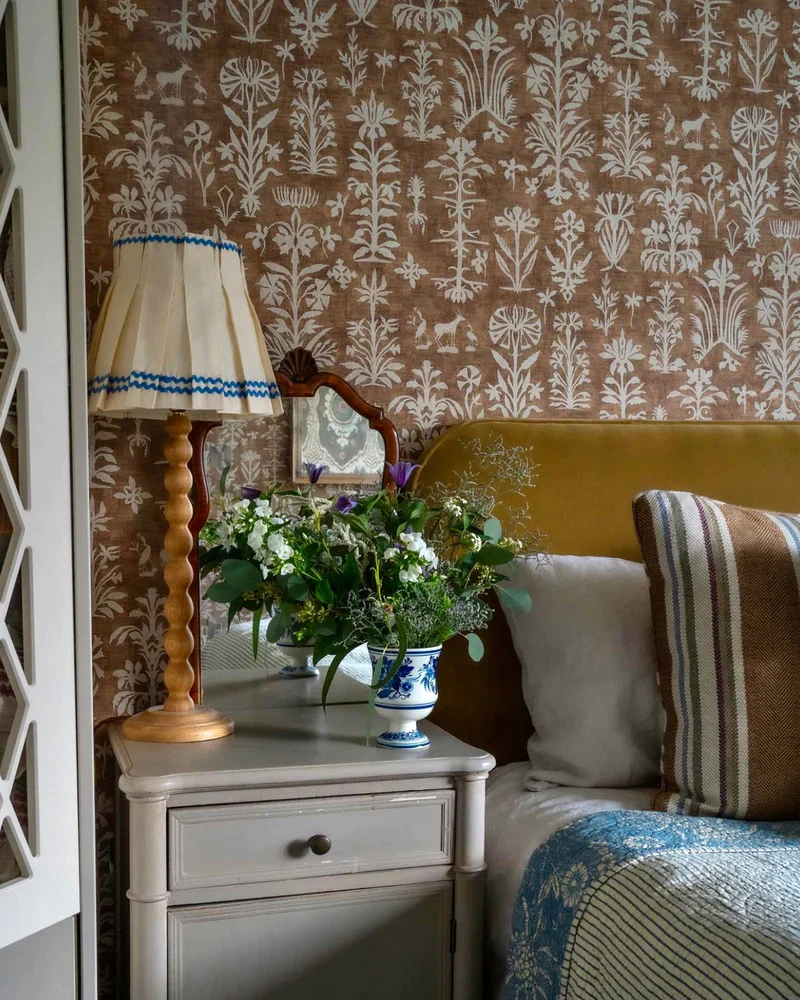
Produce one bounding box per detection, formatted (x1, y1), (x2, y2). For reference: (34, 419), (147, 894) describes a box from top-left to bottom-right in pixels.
(109, 700), (495, 1000)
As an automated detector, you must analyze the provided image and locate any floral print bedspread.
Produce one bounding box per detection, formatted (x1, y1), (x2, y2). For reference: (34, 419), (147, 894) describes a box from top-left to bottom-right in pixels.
(505, 810), (800, 1000)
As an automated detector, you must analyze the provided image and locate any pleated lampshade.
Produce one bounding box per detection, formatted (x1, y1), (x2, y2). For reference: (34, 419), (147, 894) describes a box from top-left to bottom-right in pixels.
(87, 234), (283, 420)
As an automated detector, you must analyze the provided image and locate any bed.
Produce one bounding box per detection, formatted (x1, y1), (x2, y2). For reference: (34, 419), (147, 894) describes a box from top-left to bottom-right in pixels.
(414, 419), (800, 1000)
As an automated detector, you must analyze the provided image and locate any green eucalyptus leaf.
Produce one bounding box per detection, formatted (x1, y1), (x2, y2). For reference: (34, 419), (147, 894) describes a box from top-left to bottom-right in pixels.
(315, 579), (334, 604)
(316, 620), (337, 637)
(221, 559), (263, 594)
(286, 575), (309, 601)
(476, 543), (515, 567)
(483, 517), (502, 542)
(266, 613), (289, 644)
(205, 581), (240, 603)
(466, 632), (485, 661)
(312, 635), (333, 664)
(496, 586), (533, 613)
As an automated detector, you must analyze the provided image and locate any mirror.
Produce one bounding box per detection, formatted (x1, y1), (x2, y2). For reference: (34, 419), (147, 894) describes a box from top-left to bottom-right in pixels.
(292, 388), (384, 485)
(189, 348), (399, 707)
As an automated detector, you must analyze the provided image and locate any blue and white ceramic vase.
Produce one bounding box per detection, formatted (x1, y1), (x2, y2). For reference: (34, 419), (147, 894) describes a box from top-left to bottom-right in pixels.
(369, 645), (441, 750)
(277, 634), (318, 679)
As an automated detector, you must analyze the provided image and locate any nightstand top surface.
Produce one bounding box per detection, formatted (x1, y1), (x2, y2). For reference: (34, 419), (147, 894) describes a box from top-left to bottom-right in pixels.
(109, 703), (495, 797)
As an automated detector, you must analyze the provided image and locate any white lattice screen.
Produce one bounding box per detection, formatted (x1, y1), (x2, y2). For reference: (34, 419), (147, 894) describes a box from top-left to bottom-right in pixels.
(0, 0), (80, 949)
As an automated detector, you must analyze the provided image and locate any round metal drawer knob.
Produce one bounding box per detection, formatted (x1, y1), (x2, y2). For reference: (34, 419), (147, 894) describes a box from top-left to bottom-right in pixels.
(309, 835), (332, 856)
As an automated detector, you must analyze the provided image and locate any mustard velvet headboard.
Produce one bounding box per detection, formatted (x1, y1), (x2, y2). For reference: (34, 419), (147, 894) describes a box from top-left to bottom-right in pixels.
(416, 419), (800, 766)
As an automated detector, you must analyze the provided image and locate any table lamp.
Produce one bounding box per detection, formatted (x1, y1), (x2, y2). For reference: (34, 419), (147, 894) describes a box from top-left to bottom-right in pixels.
(87, 233), (283, 742)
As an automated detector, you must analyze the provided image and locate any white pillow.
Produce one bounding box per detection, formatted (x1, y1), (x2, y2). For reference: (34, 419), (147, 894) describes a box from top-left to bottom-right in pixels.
(503, 555), (662, 790)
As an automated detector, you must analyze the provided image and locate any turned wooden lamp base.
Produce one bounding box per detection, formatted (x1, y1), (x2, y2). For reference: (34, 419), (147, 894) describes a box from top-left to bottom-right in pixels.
(122, 704), (234, 743)
(123, 410), (234, 744)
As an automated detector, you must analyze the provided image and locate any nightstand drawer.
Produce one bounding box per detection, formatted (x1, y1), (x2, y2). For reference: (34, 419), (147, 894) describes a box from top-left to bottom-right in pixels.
(168, 791), (455, 890)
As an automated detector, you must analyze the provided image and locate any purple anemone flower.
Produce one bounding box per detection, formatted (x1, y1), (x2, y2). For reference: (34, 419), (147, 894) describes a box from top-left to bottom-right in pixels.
(241, 486), (262, 500)
(305, 462), (328, 485)
(386, 461), (420, 489)
(334, 494), (357, 513)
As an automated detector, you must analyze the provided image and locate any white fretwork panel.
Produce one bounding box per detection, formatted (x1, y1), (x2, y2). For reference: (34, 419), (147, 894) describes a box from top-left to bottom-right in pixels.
(0, 0), (79, 949)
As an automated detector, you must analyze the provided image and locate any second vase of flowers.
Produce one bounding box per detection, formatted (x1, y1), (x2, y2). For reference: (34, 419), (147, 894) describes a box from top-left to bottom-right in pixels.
(277, 633), (318, 679)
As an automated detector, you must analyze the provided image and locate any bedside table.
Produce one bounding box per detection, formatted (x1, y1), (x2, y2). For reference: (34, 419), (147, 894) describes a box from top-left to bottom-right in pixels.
(109, 703), (495, 1000)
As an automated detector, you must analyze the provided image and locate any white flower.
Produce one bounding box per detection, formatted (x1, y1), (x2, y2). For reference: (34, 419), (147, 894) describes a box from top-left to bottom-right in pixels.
(421, 546), (438, 565)
(250, 519), (268, 539)
(399, 565), (422, 584)
(383, 547), (398, 560)
(277, 543), (293, 560)
(231, 499), (250, 515)
(280, 563), (295, 576)
(247, 529), (265, 553)
(399, 531), (426, 554)
(217, 522), (233, 549)
(254, 499), (272, 518)
(267, 533), (286, 553)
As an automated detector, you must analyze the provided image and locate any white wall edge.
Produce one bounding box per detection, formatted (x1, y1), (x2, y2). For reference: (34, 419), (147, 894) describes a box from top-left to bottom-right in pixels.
(60, 0), (97, 997)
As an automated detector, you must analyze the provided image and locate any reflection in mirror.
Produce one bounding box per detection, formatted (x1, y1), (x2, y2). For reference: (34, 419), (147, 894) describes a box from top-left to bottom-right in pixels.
(293, 388), (383, 485)
(198, 380), (391, 708)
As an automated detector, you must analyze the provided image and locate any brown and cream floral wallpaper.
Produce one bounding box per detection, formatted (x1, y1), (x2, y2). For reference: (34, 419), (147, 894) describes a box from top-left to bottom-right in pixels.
(82, 0), (800, 991)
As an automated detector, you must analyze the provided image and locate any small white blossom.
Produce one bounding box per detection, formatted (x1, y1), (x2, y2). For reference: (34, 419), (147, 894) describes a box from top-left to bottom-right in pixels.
(383, 547), (398, 560)
(399, 531), (426, 554)
(277, 543), (294, 560)
(267, 533), (286, 553)
(399, 565), (422, 583)
(421, 546), (438, 566)
(280, 563), (295, 575)
(247, 528), (265, 553)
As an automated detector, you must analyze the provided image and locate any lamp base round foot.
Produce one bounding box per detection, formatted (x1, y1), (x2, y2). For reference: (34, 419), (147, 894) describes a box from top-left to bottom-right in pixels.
(121, 704), (234, 743)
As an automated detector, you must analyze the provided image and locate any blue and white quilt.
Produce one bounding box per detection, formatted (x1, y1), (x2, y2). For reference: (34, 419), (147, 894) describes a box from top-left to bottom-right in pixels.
(505, 810), (800, 1000)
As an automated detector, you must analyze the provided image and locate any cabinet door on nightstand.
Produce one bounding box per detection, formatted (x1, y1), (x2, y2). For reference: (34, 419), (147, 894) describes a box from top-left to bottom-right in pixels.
(168, 881), (453, 1000)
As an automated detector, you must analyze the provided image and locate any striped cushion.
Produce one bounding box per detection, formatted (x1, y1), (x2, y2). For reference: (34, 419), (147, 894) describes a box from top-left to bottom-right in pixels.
(633, 491), (800, 820)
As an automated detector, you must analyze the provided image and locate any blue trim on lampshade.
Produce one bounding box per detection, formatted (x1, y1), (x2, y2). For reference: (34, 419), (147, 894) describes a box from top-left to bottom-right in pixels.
(88, 371), (280, 400)
(112, 234), (243, 256)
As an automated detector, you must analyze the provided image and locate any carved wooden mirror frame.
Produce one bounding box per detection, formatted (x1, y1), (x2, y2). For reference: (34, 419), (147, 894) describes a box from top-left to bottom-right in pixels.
(186, 347), (400, 702)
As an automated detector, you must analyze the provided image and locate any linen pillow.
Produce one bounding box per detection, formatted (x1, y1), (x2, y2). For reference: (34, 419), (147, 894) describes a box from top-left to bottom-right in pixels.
(633, 490), (800, 820)
(503, 555), (662, 791)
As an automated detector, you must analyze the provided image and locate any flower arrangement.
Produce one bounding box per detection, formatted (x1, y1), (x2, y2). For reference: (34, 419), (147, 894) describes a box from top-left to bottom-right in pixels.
(201, 444), (540, 706)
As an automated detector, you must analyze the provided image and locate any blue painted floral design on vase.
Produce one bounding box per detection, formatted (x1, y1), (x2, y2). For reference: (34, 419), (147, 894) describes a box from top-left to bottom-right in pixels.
(368, 645), (442, 750)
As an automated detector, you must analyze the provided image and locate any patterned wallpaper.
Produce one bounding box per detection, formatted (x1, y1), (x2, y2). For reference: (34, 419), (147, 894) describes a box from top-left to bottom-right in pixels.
(82, 0), (800, 993)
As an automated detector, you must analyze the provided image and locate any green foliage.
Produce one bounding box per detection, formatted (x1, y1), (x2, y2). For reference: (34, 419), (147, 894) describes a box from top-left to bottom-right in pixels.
(199, 453), (543, 709)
